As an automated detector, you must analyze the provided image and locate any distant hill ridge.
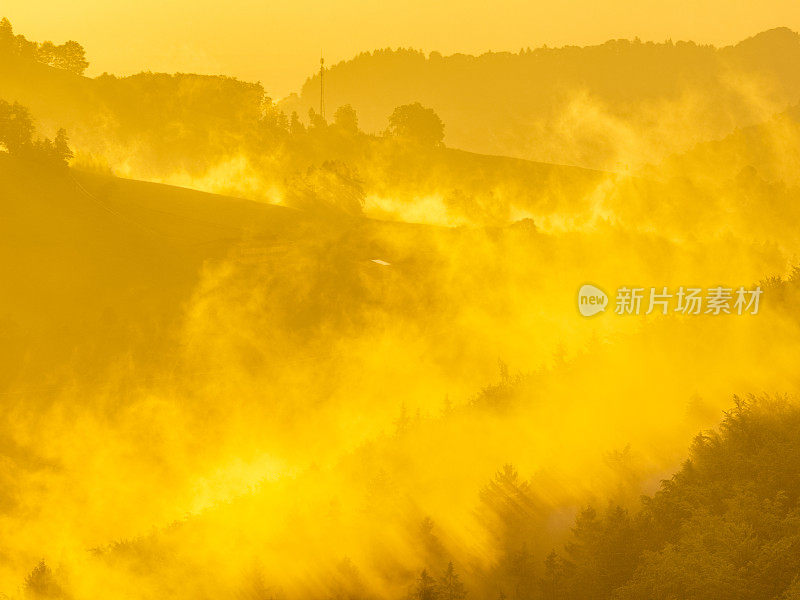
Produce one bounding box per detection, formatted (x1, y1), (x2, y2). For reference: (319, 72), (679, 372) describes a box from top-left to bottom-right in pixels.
(2, 19), (799, 185)
(283, 27), (800, 168)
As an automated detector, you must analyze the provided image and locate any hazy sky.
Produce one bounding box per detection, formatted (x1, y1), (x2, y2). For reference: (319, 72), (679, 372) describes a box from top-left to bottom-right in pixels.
(5, 0), (800, 98)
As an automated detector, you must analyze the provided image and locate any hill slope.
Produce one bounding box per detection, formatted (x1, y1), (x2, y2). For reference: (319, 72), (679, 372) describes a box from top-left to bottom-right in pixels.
(0, 155), (315, 390)
(0, 42), (609, 226)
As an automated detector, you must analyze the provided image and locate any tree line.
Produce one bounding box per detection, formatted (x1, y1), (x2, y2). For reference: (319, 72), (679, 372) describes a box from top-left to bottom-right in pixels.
(0, 100), (72, 166)
(0, 17), (88, 75)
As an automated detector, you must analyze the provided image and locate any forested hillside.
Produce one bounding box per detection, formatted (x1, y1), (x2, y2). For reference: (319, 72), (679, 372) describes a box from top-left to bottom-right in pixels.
(286, 28), (800, 168)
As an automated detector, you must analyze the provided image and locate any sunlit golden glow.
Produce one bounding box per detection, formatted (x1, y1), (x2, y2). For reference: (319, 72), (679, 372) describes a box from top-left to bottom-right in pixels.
(1, 7), (800, 600)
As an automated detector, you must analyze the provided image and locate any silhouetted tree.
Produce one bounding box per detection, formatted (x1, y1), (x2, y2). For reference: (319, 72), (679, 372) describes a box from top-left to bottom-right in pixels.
(413, 569), (439, 600)
(334, 104), (359, 133)
(0, 17), (14, 54)
(36, 40), (56, 66)
(0, 100), (35, 153)
(561, 506), (603, 599)
(540, 551), (565, 600)
(53, 128), (73, 164)
(24, 561), (65, 599)
(418, 517), (447, 568)
(289, 111), (305, 134)
(14, 33), (37, 60)
(55, 40), (89, 74)
(388, 102), (444, 146)
(237, 567), (274, 600)
(479, 465), (539, 558)
(0, 100), (72, 166)
(506, 545), (535, 600)
(479, 465), (542, 600)
(439, 562), (467, 600)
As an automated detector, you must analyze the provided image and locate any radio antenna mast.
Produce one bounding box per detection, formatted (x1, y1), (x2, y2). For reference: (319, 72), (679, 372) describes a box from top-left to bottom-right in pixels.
(319, 53), (325, 120)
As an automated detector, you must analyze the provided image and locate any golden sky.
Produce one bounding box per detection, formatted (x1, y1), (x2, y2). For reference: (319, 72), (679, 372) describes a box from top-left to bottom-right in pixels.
(5, 0), (800, 98)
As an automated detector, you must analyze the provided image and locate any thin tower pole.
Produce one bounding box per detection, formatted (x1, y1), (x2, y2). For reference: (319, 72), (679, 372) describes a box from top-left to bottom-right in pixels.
(319, 55), (325, 120)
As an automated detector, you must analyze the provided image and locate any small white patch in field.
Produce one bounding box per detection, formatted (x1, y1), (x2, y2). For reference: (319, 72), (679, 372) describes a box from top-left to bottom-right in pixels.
(370, 259), (391, 266)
